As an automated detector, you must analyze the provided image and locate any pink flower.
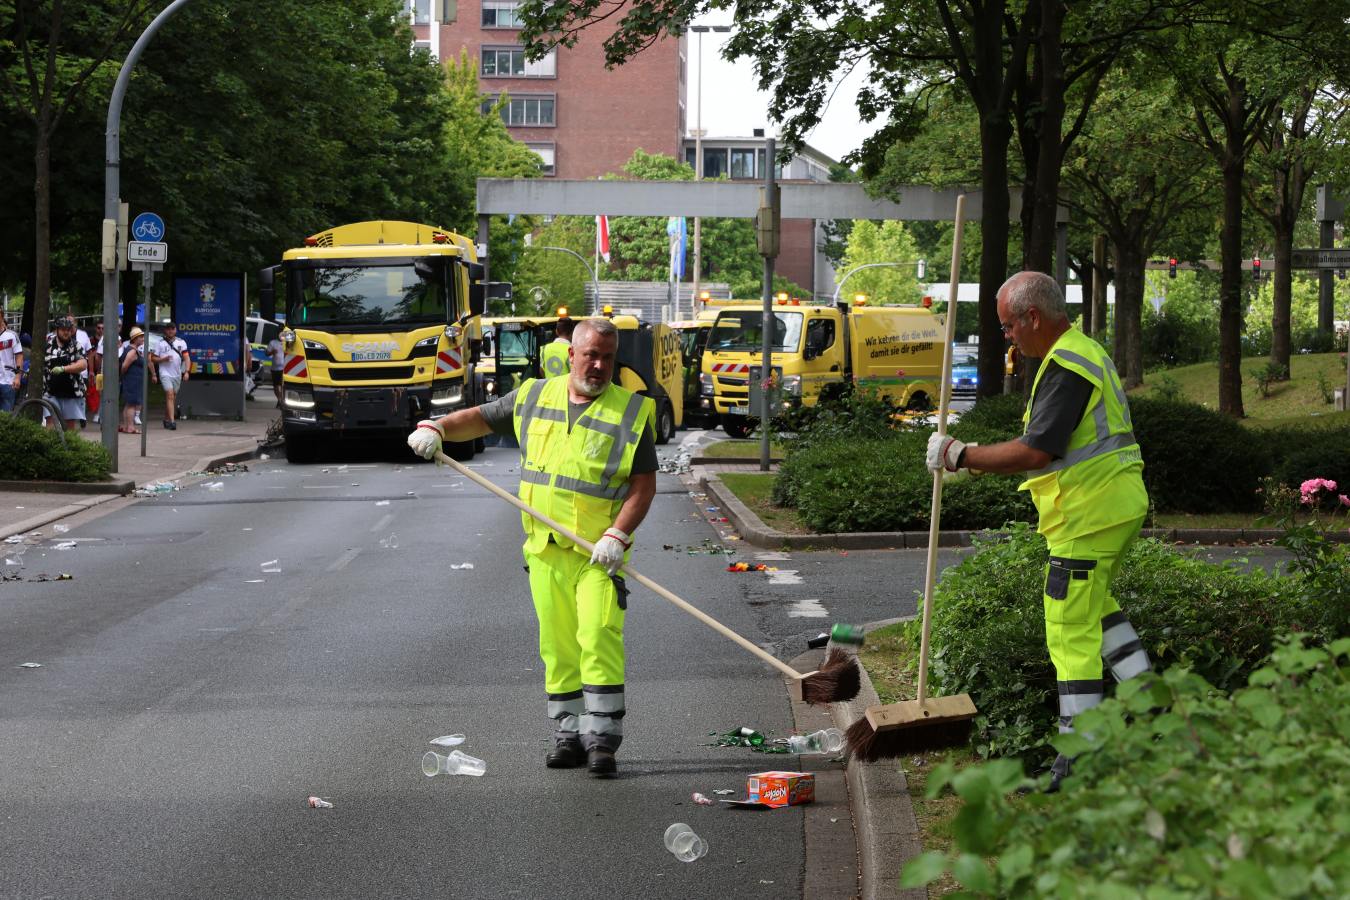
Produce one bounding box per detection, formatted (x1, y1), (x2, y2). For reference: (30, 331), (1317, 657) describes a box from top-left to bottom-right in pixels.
(1341, 494), (1350, 507)
(1300, 477), (1338, 504)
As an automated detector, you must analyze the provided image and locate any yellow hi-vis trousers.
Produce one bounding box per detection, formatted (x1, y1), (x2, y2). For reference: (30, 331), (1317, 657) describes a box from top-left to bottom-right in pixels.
(527, 540), (627, 751)
(1043, 515), (1151, 733)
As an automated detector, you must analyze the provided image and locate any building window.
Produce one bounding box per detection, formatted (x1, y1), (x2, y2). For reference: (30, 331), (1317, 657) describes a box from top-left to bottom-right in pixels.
(482, 0), (523, 28)
(411, 0), (430, 25)
(412, 39), (431, 55)
(526, 143), (556, 176)
(481, 94), (556, 127)
(481, 46), (556, 78)
(702, 147), (728, 179)
(685, 147), (697, 170)
(730, 148), (757, 179)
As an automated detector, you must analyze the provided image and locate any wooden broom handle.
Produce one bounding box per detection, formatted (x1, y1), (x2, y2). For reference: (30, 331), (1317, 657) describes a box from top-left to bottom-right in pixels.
(434, 450), (808, 681)
(917, 193), (967, 705)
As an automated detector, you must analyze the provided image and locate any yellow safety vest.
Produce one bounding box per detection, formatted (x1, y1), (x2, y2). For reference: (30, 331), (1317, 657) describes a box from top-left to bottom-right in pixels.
(1019, 328), (1147, 542)
(541, 340), (570, 377)
(513, 377), (655, 555)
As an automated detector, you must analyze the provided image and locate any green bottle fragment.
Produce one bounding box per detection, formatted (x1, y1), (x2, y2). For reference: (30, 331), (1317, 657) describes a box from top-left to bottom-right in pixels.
(830, 623), (866, 646)
(731, 726), (766, 747)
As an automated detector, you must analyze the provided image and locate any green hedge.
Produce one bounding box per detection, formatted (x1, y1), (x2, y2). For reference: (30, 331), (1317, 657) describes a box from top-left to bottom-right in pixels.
(904, 636), (1350, 898)
(1129, 397), (1272, 513)
(907, 522), (1346, 762)
(0, 412), (113, 482)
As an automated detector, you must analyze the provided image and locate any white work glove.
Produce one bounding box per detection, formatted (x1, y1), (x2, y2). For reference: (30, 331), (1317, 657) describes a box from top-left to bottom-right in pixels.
(407, 419), (444, 460)
(927, 432), (967, 472)
(589, 527), (631, 576)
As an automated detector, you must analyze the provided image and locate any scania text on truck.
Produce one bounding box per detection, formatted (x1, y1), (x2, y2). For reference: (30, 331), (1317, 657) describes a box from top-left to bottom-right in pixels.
(698, 299), (945, 438)
(258, 220), (487, 462)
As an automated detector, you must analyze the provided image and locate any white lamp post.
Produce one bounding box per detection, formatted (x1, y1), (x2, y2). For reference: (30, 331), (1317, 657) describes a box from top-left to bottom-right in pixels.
(688, 24), (731, 319)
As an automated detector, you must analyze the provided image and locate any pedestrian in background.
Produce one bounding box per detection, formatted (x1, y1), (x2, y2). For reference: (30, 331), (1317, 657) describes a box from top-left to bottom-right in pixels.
(43, 316), (88, 431)
(407, 318), (657, 778)
(541, 316), (575, 377)
(118, 327), (148, 434)
(266, 331), (285, 408)
(928, 271), (1153, 793)
(86, 321), (104, 424)
(152, 322), (189, 430)
(0, 310), (22, 412)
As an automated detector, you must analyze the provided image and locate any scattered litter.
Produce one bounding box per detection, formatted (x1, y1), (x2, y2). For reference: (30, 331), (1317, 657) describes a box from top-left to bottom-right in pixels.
(205, 462), (248, 475)
(53, 541), (77, 551)
(5, 535), (25, 544)
(712, 789), (735, 796)
(422, 749), (486, 777)
(429, 734), (466, 748)
(262, 568), (281, 574)
(657, 450), (692, 475)
(53, 525), (69, 534)
(244, 579), (264, 583)
(662, 540), (735, 556)
(242, 527), (253, 532)
(830, 818), (838, 823)
(134, 481), (179, 497)
(375, 500), (391, 507)
(449, 563), (474, 570)
(261, 559), (279, 568)
(25, 573), (74, 582)
(307, 796), (334, 809)
(351, 483), (360, 487)
(18, 662), (42, 668)
(664, 823), (707, 862)
(691, 792), (714, 806)
(260, 453), (270, 460)
(759, 881), (775, 885)
(726, 563), (772, 573)
(205, 482), (225, 492)
(406, 491), (415, 496)
(379, 534), (399, 549)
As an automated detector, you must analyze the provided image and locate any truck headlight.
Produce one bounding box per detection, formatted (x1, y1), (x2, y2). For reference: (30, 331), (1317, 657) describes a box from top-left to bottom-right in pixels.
(284, 387), (314, 409)
(699, 373), (714, 396)
(484, 378), (497, 396)
(781, 375), (802, 396)
(431, 383), (464, 407)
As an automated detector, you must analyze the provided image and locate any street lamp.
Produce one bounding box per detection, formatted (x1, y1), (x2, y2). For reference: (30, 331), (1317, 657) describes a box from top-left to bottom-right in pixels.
(688, 24), (731, 319)
(534, 246), (601, 313)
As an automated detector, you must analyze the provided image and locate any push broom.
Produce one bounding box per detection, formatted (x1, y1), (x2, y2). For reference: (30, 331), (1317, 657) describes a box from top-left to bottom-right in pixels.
(433, 450), (860, 705)
(846, 194), (978, 760)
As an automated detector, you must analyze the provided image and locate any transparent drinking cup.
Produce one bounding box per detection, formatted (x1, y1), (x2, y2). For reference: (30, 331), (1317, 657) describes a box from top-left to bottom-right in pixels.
(663, 823), (708, 862)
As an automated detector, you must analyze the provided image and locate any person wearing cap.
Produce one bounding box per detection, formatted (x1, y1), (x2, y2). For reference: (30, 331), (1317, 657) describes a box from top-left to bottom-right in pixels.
(118, 327), (148, 434)
(151, 323), (190, 430)
(43, 316), (88, 430)
(0, 310), (22, 412)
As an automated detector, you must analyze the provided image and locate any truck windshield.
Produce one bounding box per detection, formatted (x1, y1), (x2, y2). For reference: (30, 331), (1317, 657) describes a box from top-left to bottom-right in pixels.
(496, 326), (535, 364)
(709, 312), (802, 352)
(291, 263), (448, 328)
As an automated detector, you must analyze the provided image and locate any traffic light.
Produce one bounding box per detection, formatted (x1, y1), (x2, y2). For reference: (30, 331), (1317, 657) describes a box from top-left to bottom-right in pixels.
(1252, 257), (1261, 281)
(1168, 257), (1177, 279)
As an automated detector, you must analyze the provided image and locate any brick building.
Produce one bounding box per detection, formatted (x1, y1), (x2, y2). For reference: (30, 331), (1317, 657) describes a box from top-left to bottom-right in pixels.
(411, 2), (837, 301)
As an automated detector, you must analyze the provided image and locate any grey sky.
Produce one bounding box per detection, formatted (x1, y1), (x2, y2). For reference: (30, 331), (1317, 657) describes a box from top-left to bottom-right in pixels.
(687, 21), (881, 165)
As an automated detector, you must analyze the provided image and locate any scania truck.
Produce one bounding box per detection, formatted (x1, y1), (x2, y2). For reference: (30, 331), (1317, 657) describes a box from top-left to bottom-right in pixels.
(259, 220), (487, 462)
(698, 299), (945, 438)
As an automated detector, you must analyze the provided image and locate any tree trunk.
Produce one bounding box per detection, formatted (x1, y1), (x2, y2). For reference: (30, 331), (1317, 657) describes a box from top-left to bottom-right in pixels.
(1112, 240), (1146, 388)
(1079, 254), (1094, 333)
(1270, 226), (1293, 376)
(1217, 87), (1246, 418)
(1025, 0), (1065, 274)
(978, 112), (1013, 398)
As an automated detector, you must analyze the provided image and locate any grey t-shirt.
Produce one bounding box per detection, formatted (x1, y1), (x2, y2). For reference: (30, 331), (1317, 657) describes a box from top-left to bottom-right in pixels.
(480, 386), (658, 475)
(1018, 359), (1094, 460)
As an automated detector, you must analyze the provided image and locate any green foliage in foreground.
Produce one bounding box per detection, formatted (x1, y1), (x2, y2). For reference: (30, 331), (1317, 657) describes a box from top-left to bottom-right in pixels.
(0, 413), (112, 482)
(906, 523), (1348, 763)
(902, 636), (1350, 898)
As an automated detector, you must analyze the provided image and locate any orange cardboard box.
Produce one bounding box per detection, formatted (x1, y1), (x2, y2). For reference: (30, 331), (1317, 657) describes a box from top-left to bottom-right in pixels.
(746, 771), (814, 808)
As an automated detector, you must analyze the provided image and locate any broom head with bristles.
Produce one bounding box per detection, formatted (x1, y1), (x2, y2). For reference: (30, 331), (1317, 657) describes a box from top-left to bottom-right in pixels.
(789, 647), (862, 705)
(845, 692), (977, 761)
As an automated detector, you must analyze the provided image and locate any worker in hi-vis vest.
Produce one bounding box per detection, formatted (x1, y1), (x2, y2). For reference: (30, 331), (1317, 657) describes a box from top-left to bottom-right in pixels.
(407, 317), (657, 778)
(927, 271), (1153, 793)
(540, 316), (575, 378)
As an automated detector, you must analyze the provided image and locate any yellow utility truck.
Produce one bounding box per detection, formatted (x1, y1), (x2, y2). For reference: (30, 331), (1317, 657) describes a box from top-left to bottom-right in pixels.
(698, 299), (944, 438)
(669, 308), (718, 428)
(259, 220), (487, 462)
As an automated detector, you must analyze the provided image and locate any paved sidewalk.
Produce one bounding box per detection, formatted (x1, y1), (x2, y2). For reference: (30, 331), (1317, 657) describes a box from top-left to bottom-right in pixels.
(1, 398), (275, 541)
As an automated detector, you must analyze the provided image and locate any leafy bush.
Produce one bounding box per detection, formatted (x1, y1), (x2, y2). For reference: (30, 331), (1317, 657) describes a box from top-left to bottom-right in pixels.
(772, 429), (1034, 533)
(1129, 397), (1272, 512)
(950, 392), (1025, 437)
(773, 382), (902, 451)
(906, 522), (1342, 763)
(0, 413), (112, 481)
(1263, 425), (1350, 491)
(903, 636), (1350, 898)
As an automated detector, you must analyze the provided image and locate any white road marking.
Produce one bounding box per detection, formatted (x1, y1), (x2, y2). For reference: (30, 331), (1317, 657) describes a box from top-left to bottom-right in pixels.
(787, 598), (829, 618)
(370, 514), (394, 533)
(327, 548), (362, 572)
(767, 569), (803, 585)
(754, 551), (791, 561)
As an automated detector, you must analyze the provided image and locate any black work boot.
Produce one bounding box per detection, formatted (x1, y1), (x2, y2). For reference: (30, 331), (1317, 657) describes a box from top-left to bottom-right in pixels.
(587, 748), (617, 777)
(545, 739), (585, 769)
(1046, 753), (1073, 794)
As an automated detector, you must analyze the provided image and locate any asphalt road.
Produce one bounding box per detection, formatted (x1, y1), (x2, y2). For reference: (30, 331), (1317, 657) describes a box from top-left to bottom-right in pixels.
(1, 440), (890, 900)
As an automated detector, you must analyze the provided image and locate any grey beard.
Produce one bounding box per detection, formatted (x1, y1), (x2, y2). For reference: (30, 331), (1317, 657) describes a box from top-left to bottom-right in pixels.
(572, 376), (606, 397)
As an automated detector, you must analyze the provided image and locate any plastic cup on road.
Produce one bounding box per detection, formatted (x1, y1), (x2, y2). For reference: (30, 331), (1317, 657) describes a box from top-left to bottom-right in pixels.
(422, 749), (487, 777)
(663, 823), (708, 862)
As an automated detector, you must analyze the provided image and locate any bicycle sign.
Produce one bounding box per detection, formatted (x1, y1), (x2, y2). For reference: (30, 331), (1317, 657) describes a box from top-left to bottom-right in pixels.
(132, 212), (166, 242)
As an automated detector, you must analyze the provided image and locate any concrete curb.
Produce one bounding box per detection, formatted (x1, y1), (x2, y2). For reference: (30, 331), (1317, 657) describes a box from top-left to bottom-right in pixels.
(0, 443), (261, 542)
(699, 473), (1339, 549)
(0, 479), (135, 495)
(786, 646), (924, 900)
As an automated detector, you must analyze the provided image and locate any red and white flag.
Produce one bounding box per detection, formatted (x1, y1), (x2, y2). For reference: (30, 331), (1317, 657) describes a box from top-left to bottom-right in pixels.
(596, 215), (611, 264)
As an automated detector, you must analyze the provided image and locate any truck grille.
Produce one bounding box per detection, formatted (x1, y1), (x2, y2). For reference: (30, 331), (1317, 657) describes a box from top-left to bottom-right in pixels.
(328, 365), (415, 382)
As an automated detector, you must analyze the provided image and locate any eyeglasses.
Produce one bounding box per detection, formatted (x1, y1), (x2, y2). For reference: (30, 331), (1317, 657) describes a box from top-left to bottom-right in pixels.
(999, 312), (1027, 336)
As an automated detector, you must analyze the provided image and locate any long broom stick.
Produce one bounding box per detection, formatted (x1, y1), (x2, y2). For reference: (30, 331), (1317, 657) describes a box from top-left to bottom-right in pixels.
(433, 450), (860, 705)
(846, 194), (978, 760)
